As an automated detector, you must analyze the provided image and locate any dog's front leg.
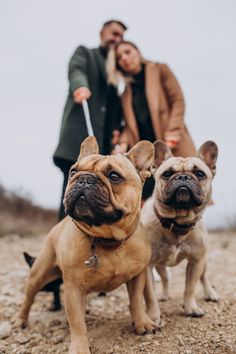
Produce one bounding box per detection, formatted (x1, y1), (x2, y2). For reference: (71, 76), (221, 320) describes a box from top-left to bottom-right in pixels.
(64, 282), (90, 354)
(127, 268), (159, 335)
(155, 265), (170, 301)
(200, 263), (219, 302)
(184, 257), (205, 317)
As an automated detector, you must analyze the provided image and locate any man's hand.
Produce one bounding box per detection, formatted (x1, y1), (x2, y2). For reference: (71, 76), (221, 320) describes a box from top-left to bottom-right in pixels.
(111, 130), (128, 154)
(73, 87), (91, 104)
(111, 129), (120, 146)
(112, 142), (129, 154)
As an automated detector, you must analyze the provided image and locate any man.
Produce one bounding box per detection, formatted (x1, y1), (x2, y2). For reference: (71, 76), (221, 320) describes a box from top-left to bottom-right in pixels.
(53, 20), (127, 220)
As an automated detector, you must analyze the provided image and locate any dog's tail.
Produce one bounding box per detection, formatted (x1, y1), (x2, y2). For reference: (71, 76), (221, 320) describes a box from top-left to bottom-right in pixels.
(23, 252), (36, 268)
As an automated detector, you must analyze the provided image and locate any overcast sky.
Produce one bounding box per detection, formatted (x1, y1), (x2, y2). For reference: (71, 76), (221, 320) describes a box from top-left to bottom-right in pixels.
(0, 0), (236, 228)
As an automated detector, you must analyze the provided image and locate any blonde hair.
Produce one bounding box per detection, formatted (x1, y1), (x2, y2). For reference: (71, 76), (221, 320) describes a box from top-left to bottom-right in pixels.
(106, 41), (145, 95)
(106, 47), (123, 87)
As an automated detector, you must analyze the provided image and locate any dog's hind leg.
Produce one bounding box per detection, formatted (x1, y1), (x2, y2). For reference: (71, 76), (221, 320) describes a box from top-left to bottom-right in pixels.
(200, 264), (219, 302)
(50, 287), (62, 311)
(12, 236), (60, 328)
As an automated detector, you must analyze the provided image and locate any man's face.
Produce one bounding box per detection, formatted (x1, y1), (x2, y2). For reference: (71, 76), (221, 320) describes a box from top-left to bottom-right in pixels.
(100, 22), (125, 49)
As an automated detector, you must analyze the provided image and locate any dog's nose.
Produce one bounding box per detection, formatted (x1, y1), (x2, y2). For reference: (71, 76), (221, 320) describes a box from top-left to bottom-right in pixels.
(78, 173), (98, 185)
(176, 186), (191, 202)
(175, 174), (191, 181)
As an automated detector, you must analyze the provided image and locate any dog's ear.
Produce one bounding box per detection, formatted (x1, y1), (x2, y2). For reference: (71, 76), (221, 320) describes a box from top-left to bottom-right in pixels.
(198, 141), (218, 175)
(126, 140), (154, 181)
(153, 140), (173, 168)
(77, 136), (99, 161)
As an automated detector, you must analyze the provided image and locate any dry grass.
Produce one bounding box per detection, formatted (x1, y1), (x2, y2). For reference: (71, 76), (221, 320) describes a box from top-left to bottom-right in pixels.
(0, 184), (57, 236)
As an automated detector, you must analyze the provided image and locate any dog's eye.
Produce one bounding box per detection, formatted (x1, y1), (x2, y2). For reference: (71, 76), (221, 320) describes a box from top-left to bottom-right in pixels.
(195, 170), (206, 179)
(70, 169), (77, 178)
(108, 171), (122, 182)
(162, 170), (174, 179)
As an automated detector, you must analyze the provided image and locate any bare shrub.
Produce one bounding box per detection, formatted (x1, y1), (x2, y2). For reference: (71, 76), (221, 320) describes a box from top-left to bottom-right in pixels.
(0, 184), (57, 236)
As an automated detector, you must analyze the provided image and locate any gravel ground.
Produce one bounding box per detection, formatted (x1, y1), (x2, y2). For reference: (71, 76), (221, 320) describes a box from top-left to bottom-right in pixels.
(0, 231), (235, 354)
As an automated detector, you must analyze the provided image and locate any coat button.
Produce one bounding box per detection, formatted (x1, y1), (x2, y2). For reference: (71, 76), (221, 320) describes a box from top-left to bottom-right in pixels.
(100, 106), (106, 113)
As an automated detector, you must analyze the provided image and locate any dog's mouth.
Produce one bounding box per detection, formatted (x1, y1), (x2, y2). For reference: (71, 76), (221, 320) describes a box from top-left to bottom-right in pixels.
(64, 173), (124, 226)
(163, 175), (204, 210)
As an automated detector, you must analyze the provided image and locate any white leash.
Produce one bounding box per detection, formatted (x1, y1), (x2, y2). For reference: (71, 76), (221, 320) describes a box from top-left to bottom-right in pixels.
(81, 99), (94, 136)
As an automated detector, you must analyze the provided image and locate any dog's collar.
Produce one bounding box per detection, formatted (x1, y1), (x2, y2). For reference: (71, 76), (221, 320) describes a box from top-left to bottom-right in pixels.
(154, 206), (196, 237)
(72, 219), (124, 250)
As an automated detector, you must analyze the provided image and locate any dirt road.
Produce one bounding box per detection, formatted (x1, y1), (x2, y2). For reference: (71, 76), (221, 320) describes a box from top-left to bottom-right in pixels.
(0, 231), (235, 354)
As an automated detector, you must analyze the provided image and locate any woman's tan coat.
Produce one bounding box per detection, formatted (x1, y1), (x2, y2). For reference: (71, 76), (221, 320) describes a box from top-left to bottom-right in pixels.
(120, 62), (196, 157)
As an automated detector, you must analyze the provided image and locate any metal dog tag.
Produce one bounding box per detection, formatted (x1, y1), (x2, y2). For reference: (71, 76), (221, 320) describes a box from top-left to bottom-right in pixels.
(84, 238), (99, 268)
(84, 253), (99, 268)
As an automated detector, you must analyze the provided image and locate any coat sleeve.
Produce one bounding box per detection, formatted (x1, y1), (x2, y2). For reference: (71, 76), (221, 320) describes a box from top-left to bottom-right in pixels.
(68, 46), (90, 93)
(161, 64), (185, 143)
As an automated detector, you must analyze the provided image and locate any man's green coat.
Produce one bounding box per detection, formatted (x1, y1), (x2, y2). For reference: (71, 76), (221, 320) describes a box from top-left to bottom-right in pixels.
(54, 46), (122, 166)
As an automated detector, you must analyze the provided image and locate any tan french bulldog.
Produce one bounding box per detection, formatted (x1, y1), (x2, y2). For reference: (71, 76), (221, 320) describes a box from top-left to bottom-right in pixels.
(12, 136), (158, 354)
(141, 140), (219, 322)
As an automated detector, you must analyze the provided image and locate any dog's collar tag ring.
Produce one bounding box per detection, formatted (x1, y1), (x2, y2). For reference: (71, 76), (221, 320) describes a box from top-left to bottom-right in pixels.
(84, 237), (99, 268)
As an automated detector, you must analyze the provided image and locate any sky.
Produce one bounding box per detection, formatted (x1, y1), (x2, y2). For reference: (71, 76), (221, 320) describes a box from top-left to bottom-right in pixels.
(0, 1), (236, 229)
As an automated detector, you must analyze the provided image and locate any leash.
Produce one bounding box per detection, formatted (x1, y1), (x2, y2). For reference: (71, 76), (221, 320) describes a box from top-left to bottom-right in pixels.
(81, 99), (94, 136)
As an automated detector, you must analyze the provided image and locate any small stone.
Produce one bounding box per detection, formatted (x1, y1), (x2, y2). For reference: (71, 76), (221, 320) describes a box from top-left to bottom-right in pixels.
(153, 340), (160, 346)
(0, 322), (12, 339)
(15, 334), (31, 344)
(31, 345), (50, 354)
(52, 335), (64, 344)
(48, 319), (62, 328)
(0, 344), (6, 353)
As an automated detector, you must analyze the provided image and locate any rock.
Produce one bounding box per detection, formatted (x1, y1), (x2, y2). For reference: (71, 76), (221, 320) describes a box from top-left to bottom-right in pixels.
(31, 345), (50, 354)
(15, 334), (31, 344)
(48, 319), (62, 328)
(0, 322), (11, 339)
(52, 335), (64, 344)
(0, 344), (6, 353)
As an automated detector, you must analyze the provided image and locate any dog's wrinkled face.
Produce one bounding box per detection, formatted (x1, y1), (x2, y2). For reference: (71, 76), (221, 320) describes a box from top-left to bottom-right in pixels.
(153, 141), (218, 218)
(63, 137), (154, 239)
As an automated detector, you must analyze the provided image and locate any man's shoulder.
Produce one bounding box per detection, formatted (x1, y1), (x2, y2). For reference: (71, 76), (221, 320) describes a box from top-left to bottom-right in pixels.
(73, 45), (99, 54)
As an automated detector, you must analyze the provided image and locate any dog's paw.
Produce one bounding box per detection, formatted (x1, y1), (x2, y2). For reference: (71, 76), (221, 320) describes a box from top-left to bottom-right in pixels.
(184, 304), (205, 317)
(49, 304), (62, 311)
(69, 339), (91, 354)
(146, 305), (161, 325)
(11, 315), (28, 329)
(204, 288), (220, 302)
(184, 298), (205, 317)
(133, 313), (160, 335)
(159, 293), (169, 302)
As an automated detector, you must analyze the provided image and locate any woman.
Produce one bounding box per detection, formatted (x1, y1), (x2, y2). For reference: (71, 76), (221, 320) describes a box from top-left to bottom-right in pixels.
(107, 41), (196, 199)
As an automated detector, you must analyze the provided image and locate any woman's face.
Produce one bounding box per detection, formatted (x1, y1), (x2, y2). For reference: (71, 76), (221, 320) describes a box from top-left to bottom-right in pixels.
(116, 43), (142, 75)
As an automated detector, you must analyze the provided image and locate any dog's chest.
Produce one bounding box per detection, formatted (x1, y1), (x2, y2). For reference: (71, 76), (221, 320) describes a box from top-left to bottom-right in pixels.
(79, 242), (149, 292)
(150, 236), (189, 266)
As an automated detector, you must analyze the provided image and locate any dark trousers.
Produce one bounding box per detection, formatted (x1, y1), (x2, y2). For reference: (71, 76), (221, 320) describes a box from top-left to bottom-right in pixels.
(142, 175), (155, 200)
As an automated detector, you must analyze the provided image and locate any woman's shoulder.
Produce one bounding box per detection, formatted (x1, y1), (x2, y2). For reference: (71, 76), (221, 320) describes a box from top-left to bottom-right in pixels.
(145, 61), (169, 70)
